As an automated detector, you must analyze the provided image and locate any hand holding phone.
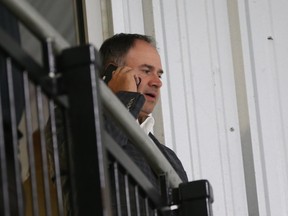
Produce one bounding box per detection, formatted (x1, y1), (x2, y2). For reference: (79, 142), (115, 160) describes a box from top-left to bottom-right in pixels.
(103, 64), (141, 88)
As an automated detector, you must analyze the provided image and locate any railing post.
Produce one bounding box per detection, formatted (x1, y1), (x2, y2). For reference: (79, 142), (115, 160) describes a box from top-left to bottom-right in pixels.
(176, 180), (214, 216)
(58, 44), (111, 216)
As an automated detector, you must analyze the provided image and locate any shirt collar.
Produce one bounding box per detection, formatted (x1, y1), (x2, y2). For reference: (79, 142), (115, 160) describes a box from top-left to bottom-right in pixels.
(138, 114), (155, 135)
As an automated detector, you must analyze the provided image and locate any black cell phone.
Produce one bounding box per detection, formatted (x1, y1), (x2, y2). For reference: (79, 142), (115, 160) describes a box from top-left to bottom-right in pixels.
(103, 64), (117, 84)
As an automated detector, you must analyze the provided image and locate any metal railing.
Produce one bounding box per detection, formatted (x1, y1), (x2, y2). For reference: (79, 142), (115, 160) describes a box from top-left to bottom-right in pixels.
(0, 1), (213, 215)
(2, 0), (183, 187)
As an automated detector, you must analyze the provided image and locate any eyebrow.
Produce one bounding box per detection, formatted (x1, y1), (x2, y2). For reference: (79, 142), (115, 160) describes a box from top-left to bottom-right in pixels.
(141, 64), (164, 75)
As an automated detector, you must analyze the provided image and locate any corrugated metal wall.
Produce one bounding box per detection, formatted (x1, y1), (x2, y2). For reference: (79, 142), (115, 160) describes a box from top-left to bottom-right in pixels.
(238, 0), (288, 215)
(152, 1), (247, 215)
(85, 0), (288, 215)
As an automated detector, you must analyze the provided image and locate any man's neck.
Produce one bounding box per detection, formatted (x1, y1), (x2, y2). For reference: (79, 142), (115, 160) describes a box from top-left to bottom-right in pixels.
(138, 115), (148, 124)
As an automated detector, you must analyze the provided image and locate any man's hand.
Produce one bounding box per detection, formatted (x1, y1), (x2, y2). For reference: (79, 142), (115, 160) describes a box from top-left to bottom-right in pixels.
(107, 66), (140, 93)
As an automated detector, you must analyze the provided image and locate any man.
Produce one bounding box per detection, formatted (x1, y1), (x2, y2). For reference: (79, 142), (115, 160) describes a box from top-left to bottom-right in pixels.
(99, 33), (188, 188)
(99, 34), (188, 216)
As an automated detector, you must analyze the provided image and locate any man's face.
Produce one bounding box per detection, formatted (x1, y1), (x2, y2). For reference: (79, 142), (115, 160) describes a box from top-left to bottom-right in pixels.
(124, 40), (163, 121)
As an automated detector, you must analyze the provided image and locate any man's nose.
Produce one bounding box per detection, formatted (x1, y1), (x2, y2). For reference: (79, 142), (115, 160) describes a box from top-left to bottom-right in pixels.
(149, 74), (162, 88)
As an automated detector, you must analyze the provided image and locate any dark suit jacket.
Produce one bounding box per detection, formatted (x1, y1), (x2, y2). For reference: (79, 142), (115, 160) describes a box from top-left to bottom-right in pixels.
(106, 91), (188, 188)
(105, 91), (188, 216)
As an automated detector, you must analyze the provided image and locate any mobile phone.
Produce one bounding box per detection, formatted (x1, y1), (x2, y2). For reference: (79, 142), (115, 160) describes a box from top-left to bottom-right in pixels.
(103, 64), (117, 84)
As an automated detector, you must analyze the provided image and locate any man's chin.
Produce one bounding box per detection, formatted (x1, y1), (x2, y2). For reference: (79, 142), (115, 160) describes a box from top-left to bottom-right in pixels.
(139, 109), (153, 123)
(141, 107), (154, 115)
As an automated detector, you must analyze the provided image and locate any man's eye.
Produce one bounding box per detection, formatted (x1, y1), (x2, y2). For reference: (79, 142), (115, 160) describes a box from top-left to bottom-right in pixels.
(142, 69), (150, 74)
(158, 73), (163, 79)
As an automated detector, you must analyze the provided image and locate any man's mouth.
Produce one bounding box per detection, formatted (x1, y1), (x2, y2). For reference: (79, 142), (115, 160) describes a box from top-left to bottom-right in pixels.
(144, 92), (157, 100)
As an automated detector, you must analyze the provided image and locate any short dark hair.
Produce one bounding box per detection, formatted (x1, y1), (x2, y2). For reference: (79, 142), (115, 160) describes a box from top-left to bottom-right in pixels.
(99, 33), (155, 76)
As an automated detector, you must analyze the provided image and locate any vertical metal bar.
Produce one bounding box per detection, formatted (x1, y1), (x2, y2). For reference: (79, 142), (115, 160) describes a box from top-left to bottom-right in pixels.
(48, 100), (64, 216)
(35, 86), (52, 216)
(144, 197), (150, 216)
(23, 71), (39, 216)
(6, 57), (24, 216)
(113, 162), (122, 216)
(124, 174), (132, 216)
(72, 0), (88, 45)
(135, 185), (141, 216)
(154, 209), (158, 216)
(0, 69), (10, 216)
(42, 38), (56, 78)
(43, 37), (64, 215)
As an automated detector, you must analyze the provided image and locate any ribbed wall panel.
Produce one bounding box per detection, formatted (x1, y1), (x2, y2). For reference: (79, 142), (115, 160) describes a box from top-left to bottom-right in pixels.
(151, 1), (247, 215)
(238, 0), (288, 215)
(85, 0), (288, 215)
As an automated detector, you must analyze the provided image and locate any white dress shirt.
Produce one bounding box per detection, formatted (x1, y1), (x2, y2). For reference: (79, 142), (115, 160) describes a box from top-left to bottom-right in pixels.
(138, 114), (154, 135)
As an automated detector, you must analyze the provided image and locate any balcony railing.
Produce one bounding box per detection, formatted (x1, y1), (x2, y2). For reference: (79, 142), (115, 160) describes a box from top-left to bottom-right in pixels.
(0, 1), (213, 215)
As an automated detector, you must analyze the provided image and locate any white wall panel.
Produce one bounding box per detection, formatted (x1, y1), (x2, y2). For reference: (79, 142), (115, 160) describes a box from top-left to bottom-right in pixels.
(238, 0), (288, 215)
(152, 0), (248, 215)
(85, 0), (107, 49)
(85, 0), (288, 215)
(110, 0), (144, 34)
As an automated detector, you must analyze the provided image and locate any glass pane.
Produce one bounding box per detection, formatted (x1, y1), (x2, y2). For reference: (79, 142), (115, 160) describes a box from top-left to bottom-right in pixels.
(19, 0), (77, 64)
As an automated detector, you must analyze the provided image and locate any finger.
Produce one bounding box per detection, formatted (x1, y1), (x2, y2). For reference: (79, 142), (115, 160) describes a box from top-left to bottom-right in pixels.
(134, 75), (141, 86)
